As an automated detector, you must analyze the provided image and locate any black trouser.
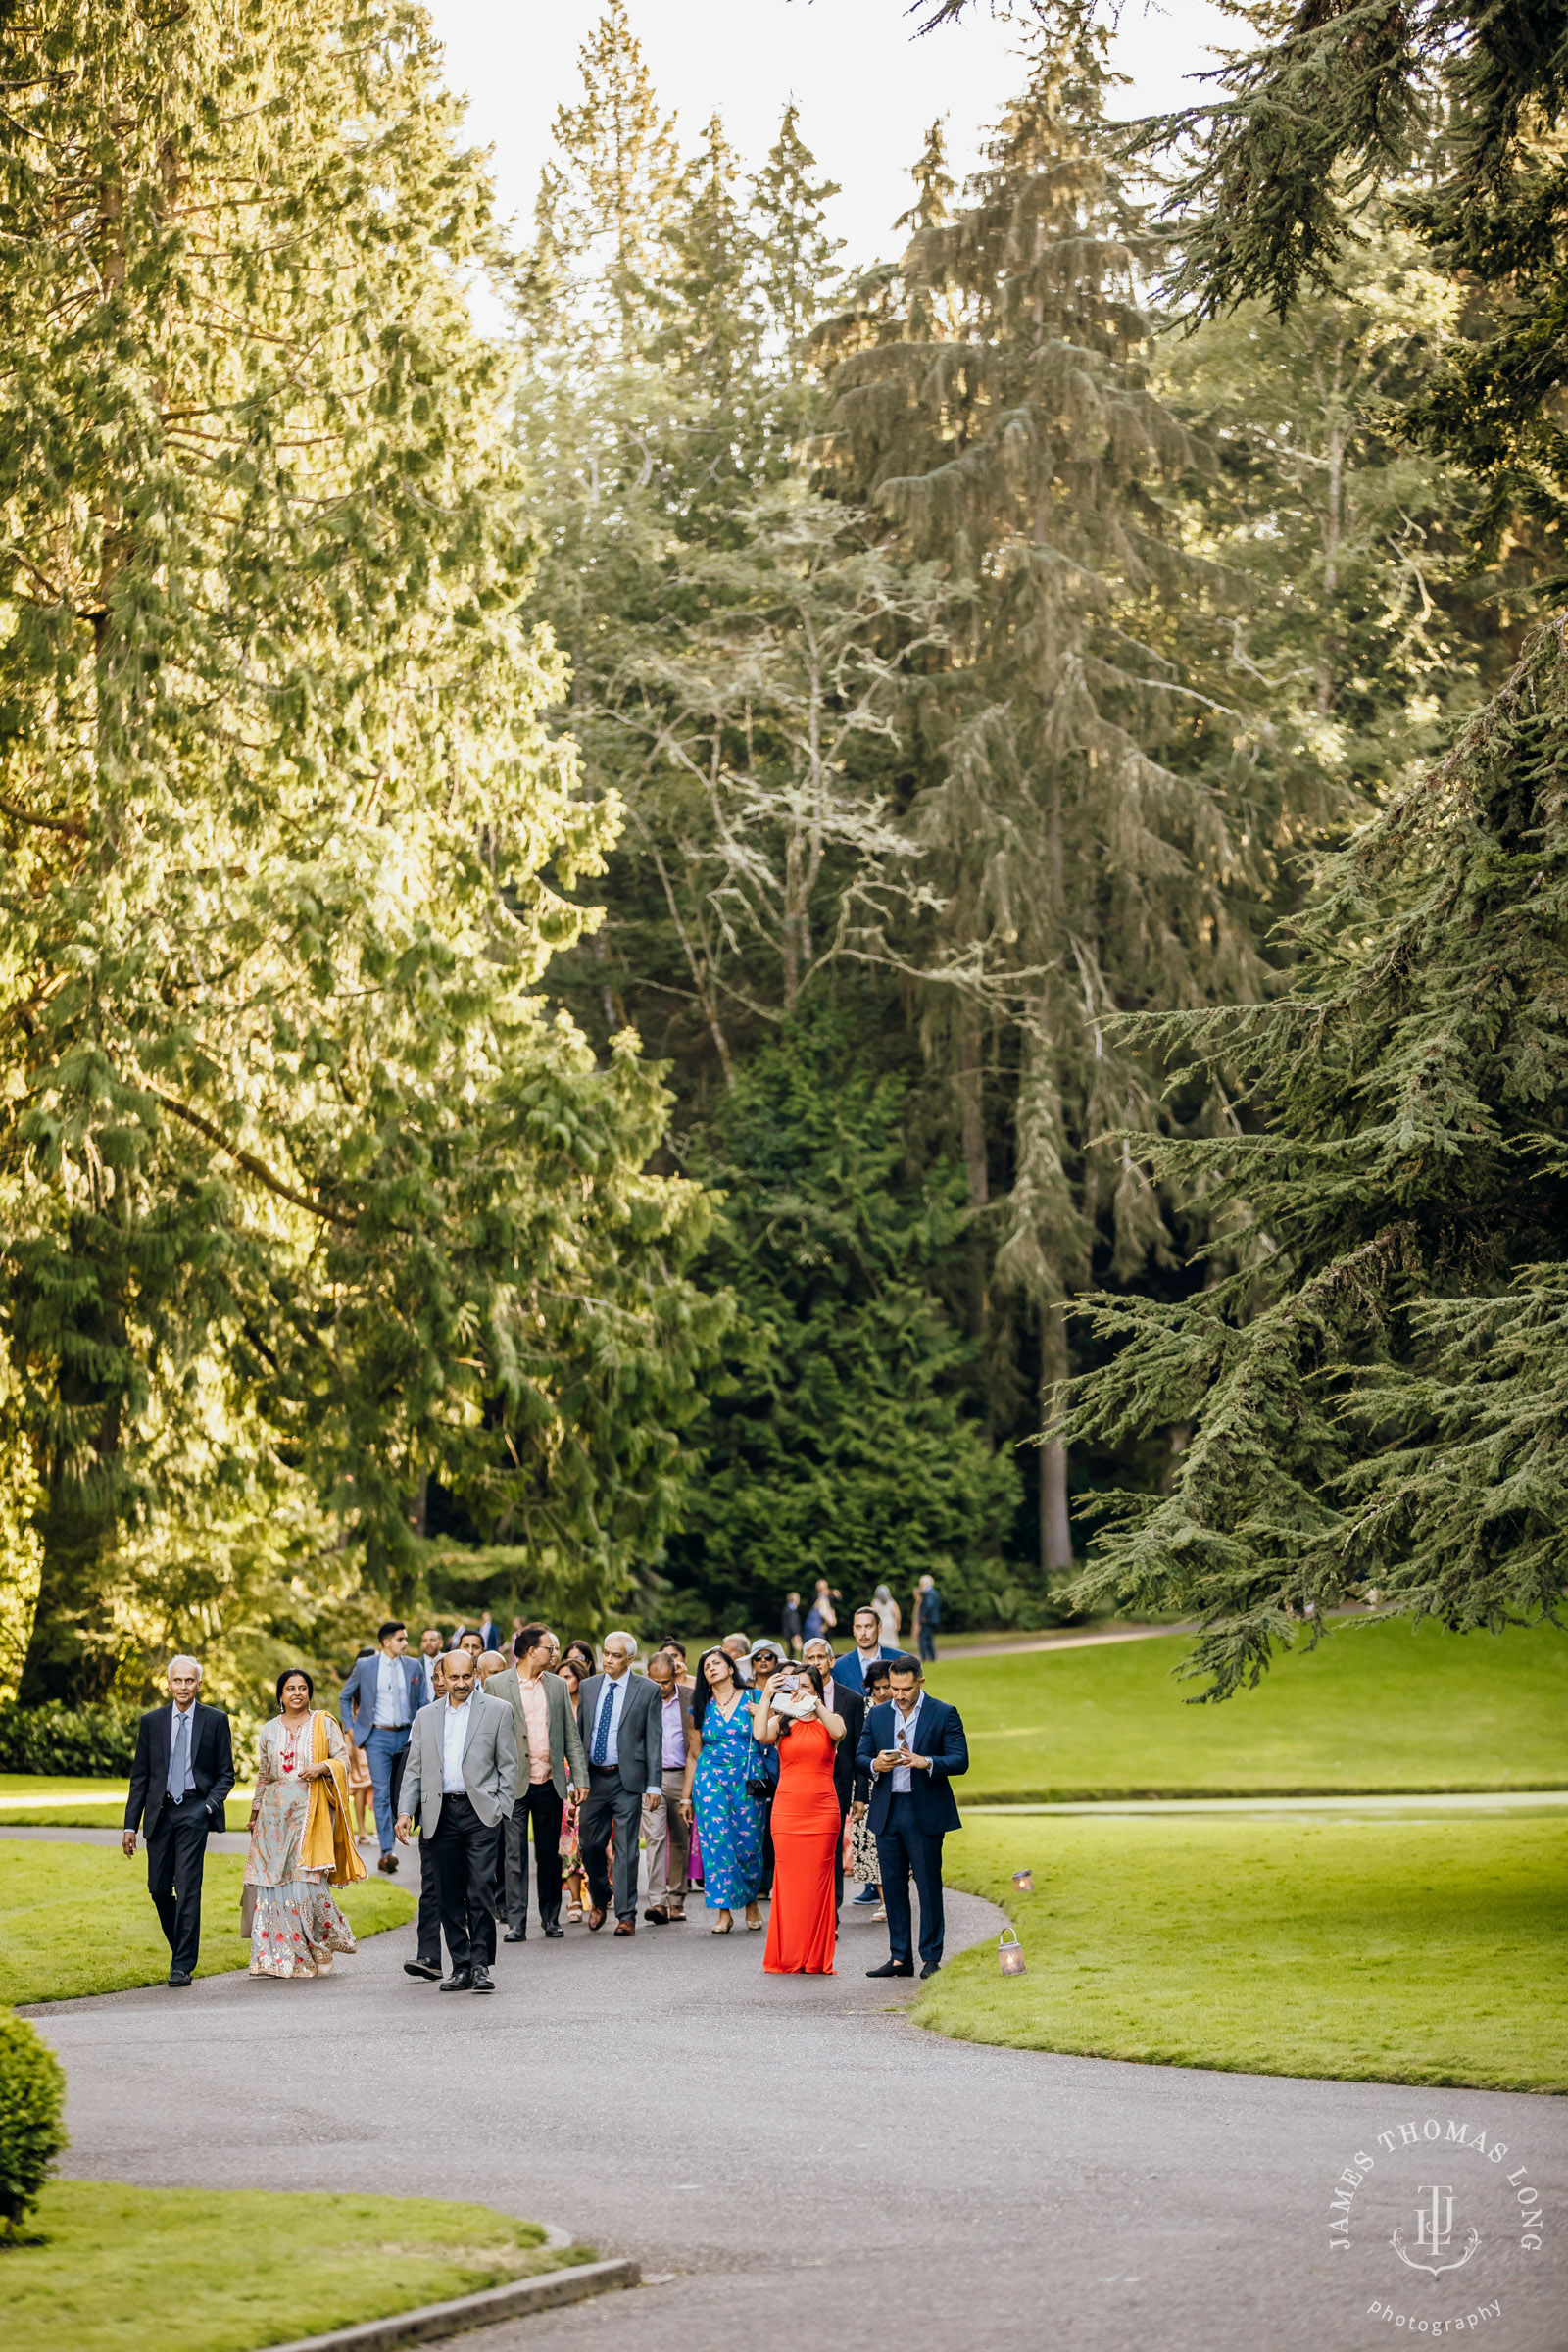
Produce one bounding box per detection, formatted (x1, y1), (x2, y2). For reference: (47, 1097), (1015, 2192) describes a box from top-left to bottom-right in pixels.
(760, 1794), (776, 1897)
(428, 1791), (497, 1971)
(504, 1782), (564, 1932)
(875, 1794), (947, 1969)
(145, 1793), (214, 1976)
(581, 1765), (643, 1921)
(416, 1824), (442, 1967)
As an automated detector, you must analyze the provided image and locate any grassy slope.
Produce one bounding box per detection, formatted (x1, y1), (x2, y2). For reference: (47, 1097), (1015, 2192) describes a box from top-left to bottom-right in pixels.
(0, 1842), (414, 2003)
(923, 1617), (1568, 1799)
(919, 1814), (1568, 2093)
(4, 2182), (584, 2352)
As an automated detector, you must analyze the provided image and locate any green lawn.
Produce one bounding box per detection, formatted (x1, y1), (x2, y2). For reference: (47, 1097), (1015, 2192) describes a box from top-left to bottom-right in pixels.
(922, 1616), (1568, 1799)
(0, 1842), (414, 2003)
(919, 1812), (1568, 2092)
(2, 2181), (587, 2352)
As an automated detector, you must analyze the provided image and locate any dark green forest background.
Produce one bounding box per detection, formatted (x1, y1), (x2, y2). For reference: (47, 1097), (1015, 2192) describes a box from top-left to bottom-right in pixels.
(2, 0), (1563, 1715)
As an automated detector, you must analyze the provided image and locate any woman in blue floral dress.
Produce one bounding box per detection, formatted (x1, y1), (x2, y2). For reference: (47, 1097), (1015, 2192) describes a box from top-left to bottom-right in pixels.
(680, 1647), (763, 1933)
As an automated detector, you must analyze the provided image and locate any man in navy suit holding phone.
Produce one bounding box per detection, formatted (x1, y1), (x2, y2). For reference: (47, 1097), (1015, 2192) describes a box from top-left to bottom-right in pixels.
(855, 1653), (968, 1979)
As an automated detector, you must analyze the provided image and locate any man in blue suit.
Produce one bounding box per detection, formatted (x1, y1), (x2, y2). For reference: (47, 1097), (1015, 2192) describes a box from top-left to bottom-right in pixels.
(831, 1604), (903, 1696)
(339, 1620), (424, 1875)
(855, 1653), (968, 1979)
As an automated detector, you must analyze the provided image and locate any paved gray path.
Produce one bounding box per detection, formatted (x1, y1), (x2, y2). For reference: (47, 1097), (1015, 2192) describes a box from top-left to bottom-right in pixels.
(24, 1874), (1567, 2352)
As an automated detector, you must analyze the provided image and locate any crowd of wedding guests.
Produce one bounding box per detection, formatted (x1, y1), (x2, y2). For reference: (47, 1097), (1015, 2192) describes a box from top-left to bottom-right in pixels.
(120, 1580), (963, 1995)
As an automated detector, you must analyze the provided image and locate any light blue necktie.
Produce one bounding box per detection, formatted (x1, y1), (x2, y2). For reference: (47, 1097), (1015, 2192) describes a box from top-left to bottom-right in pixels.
(167, 1709), (189, 1801)
(591, 1682), (615, 1766)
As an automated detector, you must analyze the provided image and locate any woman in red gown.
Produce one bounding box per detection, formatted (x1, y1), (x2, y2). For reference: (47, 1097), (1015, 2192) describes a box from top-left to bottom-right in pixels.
(755, 1663), (847, 1976)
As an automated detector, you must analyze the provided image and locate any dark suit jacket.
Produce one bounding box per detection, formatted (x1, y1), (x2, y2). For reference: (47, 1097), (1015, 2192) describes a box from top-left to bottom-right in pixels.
(576, 1670), (662, 1791)
(822, 1681), (866, 1812)
(123, 1701), (236, 1838)
(338, 1649), (423, 1741)
(831, 1643), (902, 1696)
(857, 1692), (967, 1837)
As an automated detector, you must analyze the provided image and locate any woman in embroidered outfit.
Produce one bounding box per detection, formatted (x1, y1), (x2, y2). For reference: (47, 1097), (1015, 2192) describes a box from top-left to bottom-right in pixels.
(243, 1669), (364, 1979)
(681, 1647), (763, 1934)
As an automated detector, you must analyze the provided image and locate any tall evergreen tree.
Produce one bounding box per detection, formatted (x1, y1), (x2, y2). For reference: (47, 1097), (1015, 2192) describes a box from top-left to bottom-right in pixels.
(753, 102), (847, 384)
(667, 1005), (1018, 1628)
(1063, 0), (1568, 1688)
(818, 27), (1289, 1578)
(0, 0), (717, 1698)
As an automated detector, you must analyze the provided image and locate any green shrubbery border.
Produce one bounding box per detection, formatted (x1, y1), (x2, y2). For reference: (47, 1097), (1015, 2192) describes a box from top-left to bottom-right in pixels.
(0, 1701), (150, 1777)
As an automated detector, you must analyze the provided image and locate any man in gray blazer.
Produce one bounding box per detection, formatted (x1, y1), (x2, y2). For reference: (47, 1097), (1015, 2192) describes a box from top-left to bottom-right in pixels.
(576, 1632), (663, 1934)
(396, 1647), (515, 1992)
(482, 1624), (587, 1941)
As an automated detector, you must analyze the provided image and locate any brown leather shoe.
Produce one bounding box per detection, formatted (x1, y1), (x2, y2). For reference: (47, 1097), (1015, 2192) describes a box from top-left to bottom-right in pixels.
(587, 1904), (607, 1932)
(613, 1919), (636, 1936)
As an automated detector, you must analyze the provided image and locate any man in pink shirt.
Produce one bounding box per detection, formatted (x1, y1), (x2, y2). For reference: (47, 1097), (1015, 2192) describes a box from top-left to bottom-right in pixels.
(483, 1623), (587, 1941)
(642, 1649), (695, 1924)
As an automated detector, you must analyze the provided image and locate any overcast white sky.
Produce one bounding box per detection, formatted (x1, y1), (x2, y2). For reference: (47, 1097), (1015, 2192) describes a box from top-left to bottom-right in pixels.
(424, 0), (1233, 273)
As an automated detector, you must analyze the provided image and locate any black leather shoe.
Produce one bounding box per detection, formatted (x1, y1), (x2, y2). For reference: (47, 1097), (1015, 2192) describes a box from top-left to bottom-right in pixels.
(403, 1959), (441, 1981)
(644, 1905), (670, 1924)
(438, 1968), (474, 1992)
(920, 1960), (942, 1979)
(167, 1969), (193, 1987)
(866, 1959), (914, 1978)
(470, 1964), (496, 1993)
(503, 1928), (527, 1942)
(542, 1922), (564, 1938)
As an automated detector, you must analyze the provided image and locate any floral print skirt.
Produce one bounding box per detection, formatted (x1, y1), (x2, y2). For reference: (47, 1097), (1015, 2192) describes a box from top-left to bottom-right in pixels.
(246, 1873), (358, 1979)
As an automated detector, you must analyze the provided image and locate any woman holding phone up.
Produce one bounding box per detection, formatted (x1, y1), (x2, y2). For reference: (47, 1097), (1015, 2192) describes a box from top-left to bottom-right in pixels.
(753, 1662), (845, 1976)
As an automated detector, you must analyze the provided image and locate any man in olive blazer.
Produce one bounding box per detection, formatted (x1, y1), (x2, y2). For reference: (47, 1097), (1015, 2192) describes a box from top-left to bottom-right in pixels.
(482, 1626), (587, 1939)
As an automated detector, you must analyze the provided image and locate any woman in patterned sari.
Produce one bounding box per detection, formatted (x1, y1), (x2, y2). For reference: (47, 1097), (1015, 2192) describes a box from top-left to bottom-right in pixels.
(681, 1647), (763, 1934)
(243, 1669), (360, 1979)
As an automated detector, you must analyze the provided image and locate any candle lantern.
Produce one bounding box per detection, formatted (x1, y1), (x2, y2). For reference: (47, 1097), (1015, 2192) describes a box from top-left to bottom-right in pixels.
(1011, 1868), (1034, 1892)
(998, 1927), (1027, 1977)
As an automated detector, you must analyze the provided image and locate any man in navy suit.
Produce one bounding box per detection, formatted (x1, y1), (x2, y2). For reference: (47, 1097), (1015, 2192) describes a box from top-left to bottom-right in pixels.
(338, 1620), (424, 1874)
(831, 1604), (903, 1696)
(122, 1655), (236, 1985)
(855, 1653), (967, 1979)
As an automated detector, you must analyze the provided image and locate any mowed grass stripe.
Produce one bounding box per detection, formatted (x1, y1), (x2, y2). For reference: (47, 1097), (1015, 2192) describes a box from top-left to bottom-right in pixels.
(921, 1616), (1568, 1799)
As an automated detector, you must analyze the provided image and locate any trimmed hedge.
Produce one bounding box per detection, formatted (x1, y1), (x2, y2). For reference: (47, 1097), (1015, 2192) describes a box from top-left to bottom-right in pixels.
(0, 1701), (142, 1778)
(0, 2011), (68, 2230)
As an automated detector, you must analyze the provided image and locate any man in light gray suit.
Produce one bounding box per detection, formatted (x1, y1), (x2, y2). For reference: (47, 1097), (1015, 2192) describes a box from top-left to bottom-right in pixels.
(396, 1647), (515, 1993)
(576, 1632), (663, 1935)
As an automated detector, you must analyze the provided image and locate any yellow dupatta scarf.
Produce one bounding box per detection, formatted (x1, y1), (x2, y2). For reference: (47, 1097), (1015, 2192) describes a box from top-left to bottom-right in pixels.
(300, 1709), (368, 1886)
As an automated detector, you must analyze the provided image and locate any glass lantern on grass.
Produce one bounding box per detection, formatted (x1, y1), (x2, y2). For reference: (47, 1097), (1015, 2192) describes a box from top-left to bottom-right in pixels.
(999, 1927), (1026, 1976)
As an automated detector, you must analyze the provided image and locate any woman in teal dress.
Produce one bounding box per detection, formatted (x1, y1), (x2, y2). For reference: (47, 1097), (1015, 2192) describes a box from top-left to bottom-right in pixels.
(680, 1647), (763, 1933)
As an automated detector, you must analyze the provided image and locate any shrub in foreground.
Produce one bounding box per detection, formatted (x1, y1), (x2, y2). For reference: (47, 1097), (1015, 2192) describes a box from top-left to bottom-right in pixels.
(0, 2010), (68, 2231)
